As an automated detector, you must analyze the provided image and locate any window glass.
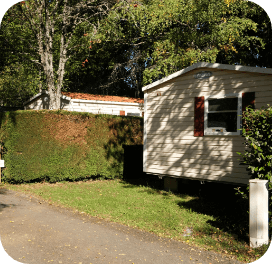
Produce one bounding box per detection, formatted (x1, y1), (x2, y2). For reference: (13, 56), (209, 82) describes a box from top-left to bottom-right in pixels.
(205, 94), (241, 135)
(207, 112), (237, 132)
(127, 113), (140, 116)
(208, 98), (238, 111)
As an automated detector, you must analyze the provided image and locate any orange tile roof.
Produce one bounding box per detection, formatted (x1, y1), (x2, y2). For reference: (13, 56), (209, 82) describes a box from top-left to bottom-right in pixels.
(62, 92), (144, 104)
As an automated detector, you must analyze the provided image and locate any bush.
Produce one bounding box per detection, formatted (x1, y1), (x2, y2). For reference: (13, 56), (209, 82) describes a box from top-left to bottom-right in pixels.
(236, 105), (272, 234)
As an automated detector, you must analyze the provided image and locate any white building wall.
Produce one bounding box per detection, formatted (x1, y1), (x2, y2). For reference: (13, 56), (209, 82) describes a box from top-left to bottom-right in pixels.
(144, 67), (272, 185)
(24, 94), (49, 110)
(69, 99), (144, 116)
(24, 95), (144, 117)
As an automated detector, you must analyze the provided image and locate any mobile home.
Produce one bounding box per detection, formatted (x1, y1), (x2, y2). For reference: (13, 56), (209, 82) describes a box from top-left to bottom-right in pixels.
(142, 62), (272, 190)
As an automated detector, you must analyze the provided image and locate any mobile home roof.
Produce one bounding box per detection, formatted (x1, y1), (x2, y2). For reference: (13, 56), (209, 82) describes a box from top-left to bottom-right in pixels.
(142, 62), (272, 92)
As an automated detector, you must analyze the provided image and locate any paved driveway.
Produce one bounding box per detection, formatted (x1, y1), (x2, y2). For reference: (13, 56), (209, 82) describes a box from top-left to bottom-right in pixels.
(0, 188), (245, 264)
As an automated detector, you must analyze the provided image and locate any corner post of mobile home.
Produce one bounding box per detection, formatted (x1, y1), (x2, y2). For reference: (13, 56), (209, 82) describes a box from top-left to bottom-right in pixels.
(143, 92), (148, 172)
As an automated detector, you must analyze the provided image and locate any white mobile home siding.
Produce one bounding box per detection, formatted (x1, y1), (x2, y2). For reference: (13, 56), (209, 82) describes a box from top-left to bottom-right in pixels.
(143, 65), (272, 185)
(24, 92), (144, 117)
(67, 99), (143, 116)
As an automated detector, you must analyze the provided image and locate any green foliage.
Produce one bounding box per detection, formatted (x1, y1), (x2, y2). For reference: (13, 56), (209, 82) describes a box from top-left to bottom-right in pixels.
(0, 3), (42, 106)
(63, 32), (133, 96)
(0, 111), (143, 183)
(1, 0), (271, 99)
(236, 105), (272, 233)
(238, 105), (272, 181)
(0, 0), (123, 109)
(0, 63), (40, 107)
(96, 0), (266, 87)
(0, 2), (43, 72)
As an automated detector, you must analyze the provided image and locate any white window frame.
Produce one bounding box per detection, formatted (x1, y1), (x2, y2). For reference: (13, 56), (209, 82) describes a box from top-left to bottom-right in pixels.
(204, 93), (242, 136)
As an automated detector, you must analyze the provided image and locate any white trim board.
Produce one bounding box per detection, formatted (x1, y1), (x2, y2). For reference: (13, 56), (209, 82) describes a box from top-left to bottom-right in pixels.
(71, 99), (142, 107)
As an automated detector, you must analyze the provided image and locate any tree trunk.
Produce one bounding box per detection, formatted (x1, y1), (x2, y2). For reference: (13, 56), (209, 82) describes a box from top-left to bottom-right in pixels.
(44, 58), (61, 110)
(37, 0), (64, 110)
(39, 67), (42, 93)
(48, 84), (61, 110)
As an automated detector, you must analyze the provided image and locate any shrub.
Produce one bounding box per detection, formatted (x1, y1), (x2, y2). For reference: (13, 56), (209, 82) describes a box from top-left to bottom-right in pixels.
(236, 105), (272, 234)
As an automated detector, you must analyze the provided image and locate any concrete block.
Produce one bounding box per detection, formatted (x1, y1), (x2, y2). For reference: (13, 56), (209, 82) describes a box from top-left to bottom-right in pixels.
(164, 177), (178, 192)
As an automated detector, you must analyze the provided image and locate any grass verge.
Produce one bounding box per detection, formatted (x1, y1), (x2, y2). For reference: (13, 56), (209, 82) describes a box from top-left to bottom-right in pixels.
(1, 179), (270, 263)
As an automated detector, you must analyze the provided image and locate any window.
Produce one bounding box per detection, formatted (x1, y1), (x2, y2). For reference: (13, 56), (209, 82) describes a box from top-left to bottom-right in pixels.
(194, 92), (255, 137)
(204, 93), (242, 135)
(127, 113), (140, 117)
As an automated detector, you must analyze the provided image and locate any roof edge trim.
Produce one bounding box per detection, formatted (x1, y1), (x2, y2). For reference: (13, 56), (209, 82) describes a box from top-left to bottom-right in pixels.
(71, 99), (143, 106)
(142, 62), (272, 92)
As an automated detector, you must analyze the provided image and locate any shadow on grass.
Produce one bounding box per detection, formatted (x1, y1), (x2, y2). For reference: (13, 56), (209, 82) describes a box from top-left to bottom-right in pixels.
(121, 179), (192, 199)
(178, 182), (249, 243)
(2, 174), (116, 185)
(179, 198), (248, 237)
(124, 173), (249, 243)
(118, 144), (250, 243)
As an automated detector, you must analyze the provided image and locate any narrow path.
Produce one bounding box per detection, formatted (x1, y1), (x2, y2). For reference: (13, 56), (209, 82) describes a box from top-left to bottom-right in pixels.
(0, 189), (244, 264)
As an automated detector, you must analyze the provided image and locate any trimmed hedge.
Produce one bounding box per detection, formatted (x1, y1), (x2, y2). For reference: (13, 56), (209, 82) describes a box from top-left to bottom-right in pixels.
(0, 110), (143, 183)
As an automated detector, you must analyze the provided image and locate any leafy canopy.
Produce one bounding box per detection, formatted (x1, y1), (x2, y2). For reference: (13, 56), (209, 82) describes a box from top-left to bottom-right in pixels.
(95, 0), (265, 86)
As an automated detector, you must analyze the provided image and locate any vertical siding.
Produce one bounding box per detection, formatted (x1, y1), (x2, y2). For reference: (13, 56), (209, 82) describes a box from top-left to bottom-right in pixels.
(145, 68), (272, 185)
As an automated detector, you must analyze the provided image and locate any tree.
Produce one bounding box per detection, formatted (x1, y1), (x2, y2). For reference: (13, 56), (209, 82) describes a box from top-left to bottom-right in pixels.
(63, 32), (136, 97)
(1, 0), (118, 109)
(0, 4), (41, 107)
(215, 0), (272, 66)
(60, 0), (146, 98)
(1, 0), (270, 104)
(90, 0), (155, 95)
(0, 63), (40, 107)
(95, 0), (268, 87)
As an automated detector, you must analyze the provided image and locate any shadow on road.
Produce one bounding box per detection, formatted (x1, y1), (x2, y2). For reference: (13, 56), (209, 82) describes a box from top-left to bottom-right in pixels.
(0, 188), (18, 212)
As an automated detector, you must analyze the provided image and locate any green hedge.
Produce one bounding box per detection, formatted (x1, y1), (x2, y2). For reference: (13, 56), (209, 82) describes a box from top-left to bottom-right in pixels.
(237, 105), (272, 183)
(0, 110), (143, 183)
(236, 105), (272, 233)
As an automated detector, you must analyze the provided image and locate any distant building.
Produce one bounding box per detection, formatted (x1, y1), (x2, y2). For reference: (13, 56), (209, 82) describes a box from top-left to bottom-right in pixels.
(23, 91), (144, 117)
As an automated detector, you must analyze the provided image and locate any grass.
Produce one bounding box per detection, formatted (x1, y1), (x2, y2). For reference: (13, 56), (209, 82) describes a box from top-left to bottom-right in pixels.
(1, 178), (270, 263)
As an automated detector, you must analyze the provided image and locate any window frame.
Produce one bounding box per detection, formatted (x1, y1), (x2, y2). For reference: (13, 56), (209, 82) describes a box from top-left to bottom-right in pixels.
(204, 93), (242, 136)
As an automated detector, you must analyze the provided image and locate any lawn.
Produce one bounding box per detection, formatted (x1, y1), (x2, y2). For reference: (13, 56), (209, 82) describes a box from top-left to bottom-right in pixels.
(2, 178), (270, 263)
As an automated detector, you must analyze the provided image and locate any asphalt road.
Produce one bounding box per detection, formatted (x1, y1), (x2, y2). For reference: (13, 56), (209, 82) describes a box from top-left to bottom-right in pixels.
(0, 188), (246, 264)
